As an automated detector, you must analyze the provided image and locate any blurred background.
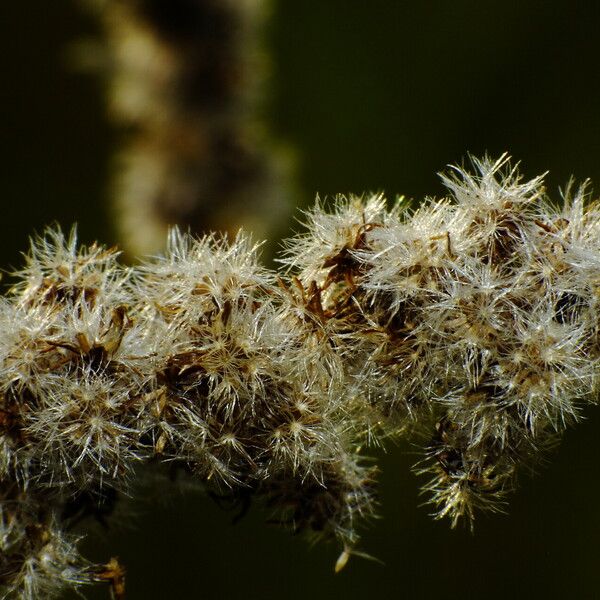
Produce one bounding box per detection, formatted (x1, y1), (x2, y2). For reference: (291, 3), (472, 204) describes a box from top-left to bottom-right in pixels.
(2, 1), (600, 598)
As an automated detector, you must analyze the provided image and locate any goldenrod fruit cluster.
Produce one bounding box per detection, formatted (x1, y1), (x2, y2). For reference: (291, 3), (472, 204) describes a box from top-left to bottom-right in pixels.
(2, 156), (599, 598)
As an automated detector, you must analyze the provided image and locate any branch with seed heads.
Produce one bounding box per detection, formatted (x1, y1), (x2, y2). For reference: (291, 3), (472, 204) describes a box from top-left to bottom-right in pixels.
(2, 155), (599, 598)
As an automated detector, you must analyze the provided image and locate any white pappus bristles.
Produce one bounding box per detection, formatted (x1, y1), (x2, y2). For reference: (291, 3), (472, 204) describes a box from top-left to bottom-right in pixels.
(2, 156), (600, 597)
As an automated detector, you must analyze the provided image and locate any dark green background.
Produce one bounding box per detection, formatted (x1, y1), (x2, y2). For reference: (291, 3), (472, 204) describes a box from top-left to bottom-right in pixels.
(2, 2), (600, 599)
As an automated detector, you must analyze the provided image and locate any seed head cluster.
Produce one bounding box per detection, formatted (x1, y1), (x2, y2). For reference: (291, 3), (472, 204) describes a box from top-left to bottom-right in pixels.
(2, 156), (599, 598)
(282, 155), (600, 525)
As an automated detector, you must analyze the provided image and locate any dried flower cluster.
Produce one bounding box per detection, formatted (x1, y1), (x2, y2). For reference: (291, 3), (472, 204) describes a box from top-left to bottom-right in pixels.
(283, 155), (600, 525)
(2, 156), (599, 598)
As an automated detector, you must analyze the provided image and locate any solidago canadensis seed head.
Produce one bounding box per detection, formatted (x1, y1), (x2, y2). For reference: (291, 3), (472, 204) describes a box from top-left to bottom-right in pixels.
(133, 229), (375, 547)
(0, 228), (147, 493)
(2, 156), (600, 598)
(281, 155), (600, 525)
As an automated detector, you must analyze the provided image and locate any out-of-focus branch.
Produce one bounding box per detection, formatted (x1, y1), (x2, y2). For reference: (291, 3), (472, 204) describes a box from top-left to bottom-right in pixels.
(76, 0), (294, 256)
